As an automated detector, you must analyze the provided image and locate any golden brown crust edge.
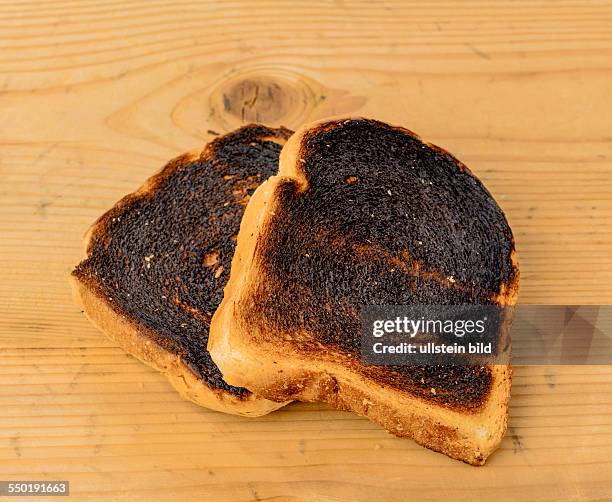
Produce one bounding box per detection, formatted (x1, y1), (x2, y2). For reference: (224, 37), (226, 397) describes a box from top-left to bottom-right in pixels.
(70, 274), (284, 416)
(209, 116), (519, 462)
(71, 146), (287, 417)
(211, 300), (511, 463)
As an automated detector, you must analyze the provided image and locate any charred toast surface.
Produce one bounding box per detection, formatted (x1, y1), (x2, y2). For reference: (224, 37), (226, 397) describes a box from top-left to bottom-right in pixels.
(210, 118), (519, 461)
(72, 125), (292, 416)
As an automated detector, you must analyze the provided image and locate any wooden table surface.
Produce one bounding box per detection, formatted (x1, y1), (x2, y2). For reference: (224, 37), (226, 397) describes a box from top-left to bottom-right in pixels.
(1, 1), (612, 500)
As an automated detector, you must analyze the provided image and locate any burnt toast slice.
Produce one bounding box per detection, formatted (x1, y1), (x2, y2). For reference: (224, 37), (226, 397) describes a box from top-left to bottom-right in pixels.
(209, 118), (519, 462)
(71, 125), (293, 416)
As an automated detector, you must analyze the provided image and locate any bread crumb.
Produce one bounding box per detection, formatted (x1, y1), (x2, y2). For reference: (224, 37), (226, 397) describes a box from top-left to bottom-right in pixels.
(214, 266), (224, 279)
(447, 275), (456, 283)
(431, 388), (437, 395)
(203, 250), (219, 267)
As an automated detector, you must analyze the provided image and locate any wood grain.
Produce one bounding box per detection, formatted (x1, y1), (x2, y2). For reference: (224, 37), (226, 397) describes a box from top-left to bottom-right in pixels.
(1, 0), (611, 500)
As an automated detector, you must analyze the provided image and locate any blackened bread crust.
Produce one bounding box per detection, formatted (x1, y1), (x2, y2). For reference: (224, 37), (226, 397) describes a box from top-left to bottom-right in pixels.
(209, 118), (519, 462)
(71, 125), (293, 416)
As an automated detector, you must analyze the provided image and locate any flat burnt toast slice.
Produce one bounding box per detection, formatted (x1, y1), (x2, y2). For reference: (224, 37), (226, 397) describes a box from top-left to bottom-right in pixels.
(209, 118), (519, 462)
(71, 125), (293, 416)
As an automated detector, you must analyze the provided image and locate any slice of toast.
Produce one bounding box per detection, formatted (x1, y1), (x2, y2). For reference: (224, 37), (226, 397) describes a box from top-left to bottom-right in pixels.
(209, 118), (520, 463)
(71, 125), (293, 416)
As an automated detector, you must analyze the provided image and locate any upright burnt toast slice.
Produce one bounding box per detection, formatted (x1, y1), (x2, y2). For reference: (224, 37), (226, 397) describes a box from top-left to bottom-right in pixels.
(209, 118), (519, 462)
(71, 125), (293, 416)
